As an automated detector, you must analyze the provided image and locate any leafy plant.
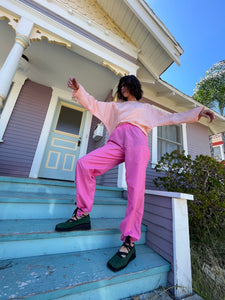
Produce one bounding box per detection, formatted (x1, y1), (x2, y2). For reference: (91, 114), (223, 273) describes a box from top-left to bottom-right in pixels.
(193, 60), (225, 116)
(154, 150), (225, 232)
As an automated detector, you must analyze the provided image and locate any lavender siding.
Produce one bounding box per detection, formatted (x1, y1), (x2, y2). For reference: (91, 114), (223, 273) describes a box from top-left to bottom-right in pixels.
(143, 194), (174, 287)
(0, 79), (52, 177)
(187, 122), (211, 158)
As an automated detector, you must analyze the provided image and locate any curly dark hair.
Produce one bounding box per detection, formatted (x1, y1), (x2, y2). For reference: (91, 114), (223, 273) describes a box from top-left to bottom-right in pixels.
(117, 75), (143, 101)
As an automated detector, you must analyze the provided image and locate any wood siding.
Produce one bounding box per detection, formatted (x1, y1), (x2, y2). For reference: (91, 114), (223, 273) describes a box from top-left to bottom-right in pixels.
(143, 194), (174, 287)
(187, 122), (211, 158)
(0, 79), (52, 177)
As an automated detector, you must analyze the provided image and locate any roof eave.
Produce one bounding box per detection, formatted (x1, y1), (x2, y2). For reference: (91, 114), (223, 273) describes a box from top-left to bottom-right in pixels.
(124, 0), (184, 66)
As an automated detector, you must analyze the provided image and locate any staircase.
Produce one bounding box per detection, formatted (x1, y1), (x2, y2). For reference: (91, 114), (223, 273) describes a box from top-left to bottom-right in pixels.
(0, 177), (170, 300)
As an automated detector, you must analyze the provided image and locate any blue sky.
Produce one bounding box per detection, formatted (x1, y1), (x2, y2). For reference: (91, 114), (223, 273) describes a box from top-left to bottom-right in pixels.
(146, 0), (225, 96)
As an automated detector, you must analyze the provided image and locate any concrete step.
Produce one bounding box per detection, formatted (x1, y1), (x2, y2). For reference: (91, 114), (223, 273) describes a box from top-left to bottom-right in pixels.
(0, 176), (123, 198)
(0, 218), (147, 260)
(0, 191), (127, 219)
(0, 245), (170, 300)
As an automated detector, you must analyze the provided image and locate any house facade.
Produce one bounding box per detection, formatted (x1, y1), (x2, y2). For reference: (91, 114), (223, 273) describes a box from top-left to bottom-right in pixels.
(1, 0), (225, 299)
(1, 0), (224, 187)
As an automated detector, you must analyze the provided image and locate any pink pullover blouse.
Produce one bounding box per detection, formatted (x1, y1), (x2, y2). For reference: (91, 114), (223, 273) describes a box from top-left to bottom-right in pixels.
(72, 85), (204, 136)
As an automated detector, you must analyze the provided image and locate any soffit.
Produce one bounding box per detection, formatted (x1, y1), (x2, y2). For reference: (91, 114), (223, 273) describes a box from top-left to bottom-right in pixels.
(96, 0), (183, 77)
(49, 0), (136, 46)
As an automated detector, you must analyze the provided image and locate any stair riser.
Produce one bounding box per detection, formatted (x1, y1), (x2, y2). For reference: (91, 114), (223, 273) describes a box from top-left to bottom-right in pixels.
(0, 203), (127, 219)
(0, 181), (123, 198)
(0, 233), (146, 260)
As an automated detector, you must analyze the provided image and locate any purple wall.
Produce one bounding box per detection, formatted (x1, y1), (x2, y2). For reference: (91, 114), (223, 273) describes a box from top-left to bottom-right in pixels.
(0, 79), (52, 177)
(143, 194), (174, 288)
(187, 122), (211, 158)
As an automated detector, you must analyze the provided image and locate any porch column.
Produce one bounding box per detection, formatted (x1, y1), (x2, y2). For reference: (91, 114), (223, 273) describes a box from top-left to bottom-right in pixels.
(0, 17), (34, 108)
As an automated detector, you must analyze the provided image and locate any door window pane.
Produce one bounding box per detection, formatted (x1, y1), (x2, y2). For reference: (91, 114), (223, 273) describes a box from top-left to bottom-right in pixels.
(56, 106), (83, 135)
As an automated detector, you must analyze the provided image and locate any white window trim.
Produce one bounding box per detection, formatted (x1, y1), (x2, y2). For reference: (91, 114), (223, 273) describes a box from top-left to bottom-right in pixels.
(0, 73), (27, 142)
(29, 86), (92, 178)
(151, 123), (188, 166)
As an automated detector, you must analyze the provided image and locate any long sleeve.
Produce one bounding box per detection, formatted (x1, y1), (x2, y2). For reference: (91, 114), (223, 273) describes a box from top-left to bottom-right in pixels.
(148, 105), (205, 128)
(72, 84), (205, 136)
(72, 85), (116, 134)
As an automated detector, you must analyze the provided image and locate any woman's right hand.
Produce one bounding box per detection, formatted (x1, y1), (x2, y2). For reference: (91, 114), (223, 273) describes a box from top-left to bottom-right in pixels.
(67, 77), (79, 91)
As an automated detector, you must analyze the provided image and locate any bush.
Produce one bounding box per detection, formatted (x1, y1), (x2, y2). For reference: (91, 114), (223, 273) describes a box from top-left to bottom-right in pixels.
(154, 150), (225, 233)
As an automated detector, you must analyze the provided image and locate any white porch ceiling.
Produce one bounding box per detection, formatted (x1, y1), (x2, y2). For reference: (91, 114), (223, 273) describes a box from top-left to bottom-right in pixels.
(0, 19), (120, 100)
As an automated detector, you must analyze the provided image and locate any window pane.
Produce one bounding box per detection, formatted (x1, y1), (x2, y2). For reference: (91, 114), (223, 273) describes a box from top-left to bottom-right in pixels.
(213, 146), (222, 161)
(167, 125), (181, 143)
(56, 106), (83, 135)
(157, 125), (183, 159)
(158, 140), (180, 158)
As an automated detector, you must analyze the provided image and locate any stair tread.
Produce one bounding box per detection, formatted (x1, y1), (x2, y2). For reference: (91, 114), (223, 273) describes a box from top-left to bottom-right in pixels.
(0, 244), (170, 299)
(0, 191), (126, 204)
(0, 176), (123, 191)
(0, 218), (147, 239)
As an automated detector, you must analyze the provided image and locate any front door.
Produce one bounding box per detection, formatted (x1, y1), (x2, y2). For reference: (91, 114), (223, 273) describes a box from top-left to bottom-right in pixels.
(39, 100), (86, 181)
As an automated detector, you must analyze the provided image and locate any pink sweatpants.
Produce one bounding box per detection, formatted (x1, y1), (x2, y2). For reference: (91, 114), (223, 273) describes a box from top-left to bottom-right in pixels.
(75, 123), (150, 243)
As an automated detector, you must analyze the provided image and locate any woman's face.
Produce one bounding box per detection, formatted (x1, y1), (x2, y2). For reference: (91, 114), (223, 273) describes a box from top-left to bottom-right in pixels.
(121, 84), (130, 98)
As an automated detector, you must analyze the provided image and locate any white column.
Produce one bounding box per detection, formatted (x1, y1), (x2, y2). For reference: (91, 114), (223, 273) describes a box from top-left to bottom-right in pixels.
(0, 17), (34, 108)
(172, 197), (193, 299)
(0, 73), (27, 142)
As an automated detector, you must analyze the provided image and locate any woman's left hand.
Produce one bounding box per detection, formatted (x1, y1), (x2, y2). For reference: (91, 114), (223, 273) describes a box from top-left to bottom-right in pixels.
(199, 109), (215, 123)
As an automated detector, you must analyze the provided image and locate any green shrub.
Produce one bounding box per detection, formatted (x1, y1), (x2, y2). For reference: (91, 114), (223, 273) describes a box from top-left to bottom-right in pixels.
(154, 150), (225, 233)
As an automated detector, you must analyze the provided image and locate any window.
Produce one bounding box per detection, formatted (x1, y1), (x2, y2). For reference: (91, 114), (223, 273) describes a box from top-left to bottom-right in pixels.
(213, 145), (224, 161)
(56, 105), (83, 136)
(157, 125), (183, 159)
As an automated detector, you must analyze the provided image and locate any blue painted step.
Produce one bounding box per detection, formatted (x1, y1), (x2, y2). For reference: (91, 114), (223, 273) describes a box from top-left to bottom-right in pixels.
(0, 245), (170, 300)
(0, 176), (123, 198)
(0, 218), (147, 260)
(0, 177), (171, 298)
(0, 192), (127, 219)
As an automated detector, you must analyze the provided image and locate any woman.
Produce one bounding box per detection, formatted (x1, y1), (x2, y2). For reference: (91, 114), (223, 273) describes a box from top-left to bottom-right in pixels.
(55, 75), (214, 272)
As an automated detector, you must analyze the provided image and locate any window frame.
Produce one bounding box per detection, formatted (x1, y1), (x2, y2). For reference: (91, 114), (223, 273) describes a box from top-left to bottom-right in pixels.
(151, 123), (188, 166)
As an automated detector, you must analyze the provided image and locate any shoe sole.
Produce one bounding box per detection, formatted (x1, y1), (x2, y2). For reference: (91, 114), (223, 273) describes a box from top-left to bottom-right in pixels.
(107, 251), (136, 272)
(55, 222), (91, 232)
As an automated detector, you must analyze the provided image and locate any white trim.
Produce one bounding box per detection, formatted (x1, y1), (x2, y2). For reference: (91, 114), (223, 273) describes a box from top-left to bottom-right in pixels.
(144, 189), (194, 201)
(125, 0), (182, 65)
(117, 163), (127, 189)
(182, 123), (188, 155)
(151, 127), (158, 165)
(79, 111), (92, 158)
(172, 197), (192, 298)
(29, 87), (92, 178)
(0, 73), (27, 142)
